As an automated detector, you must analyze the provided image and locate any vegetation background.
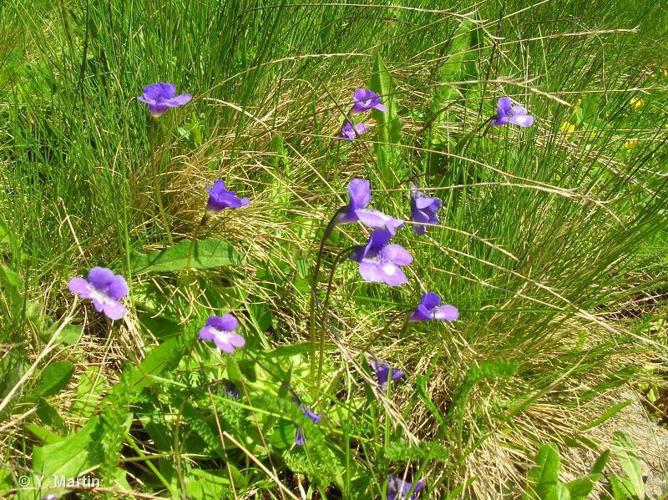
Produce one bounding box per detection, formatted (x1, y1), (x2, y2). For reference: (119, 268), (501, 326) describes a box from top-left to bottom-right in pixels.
(0, 0), (666, 498)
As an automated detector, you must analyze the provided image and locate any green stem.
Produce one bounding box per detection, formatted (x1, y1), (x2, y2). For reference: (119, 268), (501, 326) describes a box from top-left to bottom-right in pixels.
(309, 207), (345, 397)
(315, 245), (354, 396)
(148, 118), (174, 246)
(187, 212), (209, 269)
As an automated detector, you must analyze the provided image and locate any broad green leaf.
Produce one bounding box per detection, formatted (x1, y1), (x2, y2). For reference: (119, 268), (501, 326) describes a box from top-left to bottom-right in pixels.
(138, 314), (181, 340)
(0, 265), (21, 288)
(527, 444), (561, 499)
(612, 432), (645, 498)
(609, 475), (635, 499)
(548, 483), (572, 500)
(369, 52), (403, 184)
(247, 301), (273, 333)
(131, 239), (239, 274)
(33, 416), (105, 477)
(565, 450), (610, 499)
(264, 342), (335, 358)
(32, 361), (74, 398)
(25, 422), (62, 444)
(59, 325), (82, 346)
(36, 399), (66, 430)
(32, 414), (132, 479)
(123, 336), (184, 392)
(427, 18), (480, 175)
(432, 19), (477, 109)
(0, 265), (23, 313)
(566, 477), (594, 499)
(370, 52), (402, 145)
(34, 328), (138, 482)
(226, 357), (243, 383)
(186, 469), (234, 499)
(0, 219), (9, 245)
(294, 258), (311, 294)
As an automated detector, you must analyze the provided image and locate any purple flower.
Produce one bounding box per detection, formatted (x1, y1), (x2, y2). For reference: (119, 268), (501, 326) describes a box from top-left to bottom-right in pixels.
(221, 380), (240, 399)
(340, 121), (370, 140)
(335, 179), (403, 233)
(387, 476), (425, 500)
(355, 209), (404, 235)
(350, 230), (412, 286)
(68, 267), (128, 320)
(351, 88), (388, 114)
(198, 314), (245, 354)
(491, 96), (534, 127)
(410, 184), (442, 235)
(206, 180), (250, 211)
(336, 178), (372, 224)
(137, 82), (192, 117)
(295, 404), (321, 446)
(369, 357), (403, 390)
(409, 292), (459, 322)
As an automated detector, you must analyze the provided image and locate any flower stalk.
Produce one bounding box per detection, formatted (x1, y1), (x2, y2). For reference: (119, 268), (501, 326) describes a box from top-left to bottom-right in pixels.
(148, 118), (174, 246)
(309, 207), (345, 396)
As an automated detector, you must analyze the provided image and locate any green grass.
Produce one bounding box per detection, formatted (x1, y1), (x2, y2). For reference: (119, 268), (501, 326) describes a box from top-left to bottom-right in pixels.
(1, 0), (667, 498)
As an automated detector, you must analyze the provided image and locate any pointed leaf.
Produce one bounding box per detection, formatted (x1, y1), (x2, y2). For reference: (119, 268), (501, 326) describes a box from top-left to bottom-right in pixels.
(131, 239), (240, 274)
(32, 361), (74, 398)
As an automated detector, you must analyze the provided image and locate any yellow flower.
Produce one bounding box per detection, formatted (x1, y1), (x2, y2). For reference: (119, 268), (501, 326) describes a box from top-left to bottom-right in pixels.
(625, 139), (639, 149)
(629, 97), (645, 109)
(560, 122), (576, 134)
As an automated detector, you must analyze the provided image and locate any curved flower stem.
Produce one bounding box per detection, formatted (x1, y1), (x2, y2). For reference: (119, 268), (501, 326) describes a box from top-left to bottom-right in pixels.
(148, 118), (174, 246)
(315, 245), (356, 394)
(187, 212), (209, 269)
(309, 207), (345, 397)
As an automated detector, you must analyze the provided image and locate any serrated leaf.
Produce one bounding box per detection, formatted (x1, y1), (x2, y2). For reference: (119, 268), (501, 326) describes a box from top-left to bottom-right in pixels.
(71, 367), (106, 419)
(181, 403), (225, 458)
(33, 361), (74, 398)
(131, 239), (240, 274)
